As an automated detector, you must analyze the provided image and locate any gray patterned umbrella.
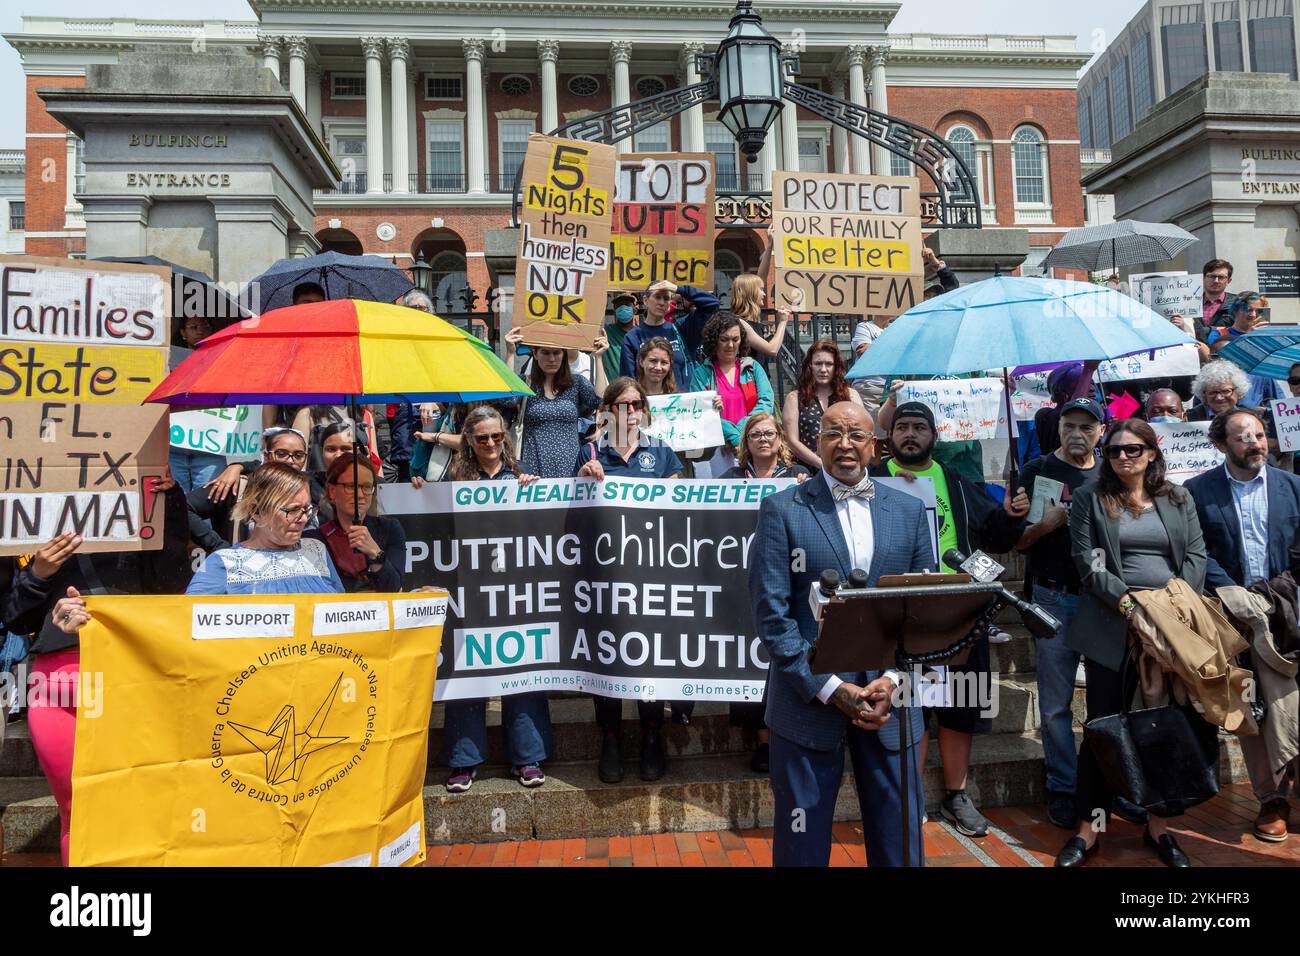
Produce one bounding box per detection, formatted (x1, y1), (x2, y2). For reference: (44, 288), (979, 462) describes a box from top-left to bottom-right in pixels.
(1042, 220), (1199, 273)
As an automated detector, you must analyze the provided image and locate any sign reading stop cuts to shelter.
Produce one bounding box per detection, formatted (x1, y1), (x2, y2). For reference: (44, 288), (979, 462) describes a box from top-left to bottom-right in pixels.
(514, 134), (617, 350)
(772, 171), (924, 315)
(0, 255), (172, 555)
(610, 153), (715, 290)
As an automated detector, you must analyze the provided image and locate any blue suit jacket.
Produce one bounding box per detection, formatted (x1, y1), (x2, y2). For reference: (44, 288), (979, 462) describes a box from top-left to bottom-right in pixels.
(1185, 464), (1300, 590)
(748, 476), (937, 751)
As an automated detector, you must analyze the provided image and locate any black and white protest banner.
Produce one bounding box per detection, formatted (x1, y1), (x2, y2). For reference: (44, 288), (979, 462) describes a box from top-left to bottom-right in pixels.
(382, 476), (938, 702)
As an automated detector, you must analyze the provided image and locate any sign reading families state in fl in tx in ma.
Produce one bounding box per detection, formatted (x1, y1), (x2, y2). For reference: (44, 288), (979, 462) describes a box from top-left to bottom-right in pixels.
(514, 134), (617, 350)
(772, 171), (923, 314)
(0, 256), (172, 555)
(610, 153), (715, 290)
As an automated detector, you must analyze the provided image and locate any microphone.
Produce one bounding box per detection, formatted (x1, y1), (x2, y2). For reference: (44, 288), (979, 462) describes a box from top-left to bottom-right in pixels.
(847, 568), (869, 590)
(809, 569), (841, 622)
(944, 548), (1061, 640)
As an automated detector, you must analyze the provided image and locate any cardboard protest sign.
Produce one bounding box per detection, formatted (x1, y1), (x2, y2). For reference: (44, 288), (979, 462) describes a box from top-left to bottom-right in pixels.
(1151, 420), (1224, 483)
(1094, 343), (1201, 383)
(643, 390), (724, 451)
(1272, 397), (1300, 451)
(71, 592), (445, 866)
(0, 256), (171, 555)
(772, 171), (923, 315)
(898, 377), (1013, 441)
(610, 153), (714, 290)
(513, 134), (617, 350)
(1130, 272), (1202, 321)
(169, 406), (264, 463)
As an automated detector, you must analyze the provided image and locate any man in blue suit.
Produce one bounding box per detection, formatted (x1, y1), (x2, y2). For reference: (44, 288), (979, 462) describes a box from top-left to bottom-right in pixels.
(1186, 407), (1300, 842)
(749, 402), (936, 867)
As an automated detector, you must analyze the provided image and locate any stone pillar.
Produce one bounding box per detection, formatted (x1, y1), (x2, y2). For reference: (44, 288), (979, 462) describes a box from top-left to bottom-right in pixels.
(868, 45), (891, 177)
(847, 46), (869, 174)
(285, 36), (308, 109)
(610, 40), (632, 153)
(926, 228), (1029, 286)
(361, 37), (386, 193)
(830, 77), (850, 173)
(212, 197), (291, 285)
(81, 195), (151, 259)
(539, 40), (559, 134)
(463, 37), (487, 194)
(259, 34), (281, 82)
(680, 42), (706, 153)
(306, 64), (323, 133)
(757, 126), (777, 188)
(780, 44), (799, 173)
(64, 134), (84, 228)
(389, 38), (410, 194)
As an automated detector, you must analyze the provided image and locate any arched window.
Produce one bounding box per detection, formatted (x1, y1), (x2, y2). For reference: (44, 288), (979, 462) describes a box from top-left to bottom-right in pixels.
(715, 250), (745, 309)
(429, 251), (470, 313)
(1012, 126), (1048, 206)
(945, 126), (977, 179)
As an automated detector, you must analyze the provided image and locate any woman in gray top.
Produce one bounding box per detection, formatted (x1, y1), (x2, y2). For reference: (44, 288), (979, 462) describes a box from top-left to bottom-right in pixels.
(1055, 418), (1207, 870)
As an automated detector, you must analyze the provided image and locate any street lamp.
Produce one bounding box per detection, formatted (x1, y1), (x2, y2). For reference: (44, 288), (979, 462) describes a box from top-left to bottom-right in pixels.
(410, 256), (432, 295)
(714, 0), (786, 163)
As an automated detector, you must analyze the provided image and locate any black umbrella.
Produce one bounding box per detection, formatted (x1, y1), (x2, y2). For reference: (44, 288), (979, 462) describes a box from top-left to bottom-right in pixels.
(250, 251), (415, 314)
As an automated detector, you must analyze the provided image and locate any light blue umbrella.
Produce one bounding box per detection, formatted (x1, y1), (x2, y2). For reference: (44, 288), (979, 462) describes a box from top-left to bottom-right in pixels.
(1216, 327), (1300, 380)
(847, 276), (1194, 378)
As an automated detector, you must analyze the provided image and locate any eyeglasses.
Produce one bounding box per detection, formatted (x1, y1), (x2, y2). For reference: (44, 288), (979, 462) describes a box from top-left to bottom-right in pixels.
(1288, 377), (1300, 386)
(1206, 273), (1231, 282)
(333, 482), (375, 494)
(278, 503), (317, 521)
(1104, 443), (1150, 460)
(270, 449), (308, 463)
(612, 400), (644, 411)
(473, 432), (505, 446)
(821, 428), (873, 445)
(1206, 388), (1237, 400)
(749, 431), (779, 442)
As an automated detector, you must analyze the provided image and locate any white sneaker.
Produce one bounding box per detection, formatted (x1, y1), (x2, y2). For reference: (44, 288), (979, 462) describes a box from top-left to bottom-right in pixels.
(1074, 662), (1087, 687)
(988, 629), (1012, 644)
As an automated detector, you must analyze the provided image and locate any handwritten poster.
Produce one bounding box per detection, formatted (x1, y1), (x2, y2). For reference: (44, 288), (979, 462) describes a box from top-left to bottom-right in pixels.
(643, 391), (724, 451)
(610, 154), (714, 290)
(897, 378), (1012, 441)
(772, 171), (923, 315)
(1151, 421), (1224, 483)
(513, 134), (617, 350)
(1130, 271), (1202, 321)
(1271, 397), (1300, 452)
(0, 256), (171, 554)
(169, 405), (263, 462)
(1011, 371), (1053, 421)
(1094, 343), (1201, 383)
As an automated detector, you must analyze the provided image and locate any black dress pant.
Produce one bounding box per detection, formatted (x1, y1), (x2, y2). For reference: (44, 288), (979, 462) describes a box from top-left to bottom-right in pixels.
(1074, 654), (1139, 825)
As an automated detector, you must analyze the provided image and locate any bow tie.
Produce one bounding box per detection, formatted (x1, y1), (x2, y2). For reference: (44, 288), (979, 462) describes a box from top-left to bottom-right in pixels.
(831, 476), (876, 502)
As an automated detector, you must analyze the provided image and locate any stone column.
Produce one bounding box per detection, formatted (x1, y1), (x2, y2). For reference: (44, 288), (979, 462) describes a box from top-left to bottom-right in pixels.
(81, 196), (151, 259)
(830, 77), (850, 173)
(610, 40), (632, 153)
(780, 43), (799, 173)
(306, 64), (323, 133)
(259, 34), (281, 83)
(389, 38), (410, 193)
(539, 40), (559, 134)
(680, 42), (706, 153)
(360, 37), (387, 193)
(463, 37), (487, 194)
(212, 197), (291, 285)
(846, 46), (869, 174)
(869, 45), (891, 178)
(285, 36), (308, 109)
(63, 134), (83, 227)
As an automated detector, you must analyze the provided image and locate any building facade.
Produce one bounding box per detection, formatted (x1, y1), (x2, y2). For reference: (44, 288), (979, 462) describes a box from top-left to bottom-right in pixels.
(6, 3), (1090, 305)
(0, 148), (24, 255)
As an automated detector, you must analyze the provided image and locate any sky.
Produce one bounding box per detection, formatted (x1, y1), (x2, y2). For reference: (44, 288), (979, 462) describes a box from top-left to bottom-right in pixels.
(0, 0), (1142, 149)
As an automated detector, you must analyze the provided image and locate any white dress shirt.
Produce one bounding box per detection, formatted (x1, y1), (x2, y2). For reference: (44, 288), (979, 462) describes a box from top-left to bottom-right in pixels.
(814, 470), (902, 704)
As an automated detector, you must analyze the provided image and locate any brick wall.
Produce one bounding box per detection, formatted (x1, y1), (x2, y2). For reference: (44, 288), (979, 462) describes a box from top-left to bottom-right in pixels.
(24, 74), (85, 258)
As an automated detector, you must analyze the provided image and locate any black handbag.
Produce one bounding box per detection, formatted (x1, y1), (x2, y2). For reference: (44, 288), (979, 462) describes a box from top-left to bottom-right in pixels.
(1082, 645), (1221, 818)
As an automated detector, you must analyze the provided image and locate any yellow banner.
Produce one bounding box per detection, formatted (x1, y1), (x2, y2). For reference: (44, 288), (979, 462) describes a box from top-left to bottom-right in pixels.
(70, 592), (445, 867)
(0, 342), (167, 403)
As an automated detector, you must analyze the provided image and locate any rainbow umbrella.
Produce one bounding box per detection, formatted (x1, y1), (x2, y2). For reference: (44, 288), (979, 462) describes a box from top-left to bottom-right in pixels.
(144, 298), (531, 406)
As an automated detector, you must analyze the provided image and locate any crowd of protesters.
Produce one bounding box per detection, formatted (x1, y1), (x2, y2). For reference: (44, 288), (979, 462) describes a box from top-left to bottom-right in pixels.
(3, 252), (1298, 871)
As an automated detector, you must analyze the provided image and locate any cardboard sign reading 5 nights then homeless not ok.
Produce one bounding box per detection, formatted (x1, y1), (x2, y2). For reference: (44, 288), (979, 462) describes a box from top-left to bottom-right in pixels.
(772, 170), (923, 314)
(0, 255), (172, 554)
(514, 134), (617, 350)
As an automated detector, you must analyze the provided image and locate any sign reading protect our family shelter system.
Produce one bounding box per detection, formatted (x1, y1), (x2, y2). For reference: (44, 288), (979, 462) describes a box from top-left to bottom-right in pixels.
(0, 256), (172, 555)
(70, 592), (446, 866)
(514, 134), (617, 350)
(610, 153), (715, 290)
(772, 171), (924, 314)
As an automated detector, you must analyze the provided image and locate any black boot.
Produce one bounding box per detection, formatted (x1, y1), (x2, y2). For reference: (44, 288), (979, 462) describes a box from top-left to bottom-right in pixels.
(598, 732), (623, 784)
(639, 729), (666, 781)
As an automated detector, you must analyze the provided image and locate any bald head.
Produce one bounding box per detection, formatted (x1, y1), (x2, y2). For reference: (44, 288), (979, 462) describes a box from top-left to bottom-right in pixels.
(818, 401), (876, 485)
(1146, 388), (1186, 422)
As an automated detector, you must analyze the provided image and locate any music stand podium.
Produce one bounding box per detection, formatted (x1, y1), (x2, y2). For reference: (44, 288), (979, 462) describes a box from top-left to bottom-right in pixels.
(809, 574), (1007, 868)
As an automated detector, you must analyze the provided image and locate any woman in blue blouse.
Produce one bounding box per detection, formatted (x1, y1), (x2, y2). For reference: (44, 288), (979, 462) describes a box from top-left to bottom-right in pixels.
(187, 463), (343, 595)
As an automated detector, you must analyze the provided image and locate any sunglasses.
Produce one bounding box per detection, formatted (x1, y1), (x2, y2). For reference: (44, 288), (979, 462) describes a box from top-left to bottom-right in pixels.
(612, 400), (644, 411)
(1289, 377), (1300, 386)
(1104, 443), (1150, 460)
(473, 431), (505, 446)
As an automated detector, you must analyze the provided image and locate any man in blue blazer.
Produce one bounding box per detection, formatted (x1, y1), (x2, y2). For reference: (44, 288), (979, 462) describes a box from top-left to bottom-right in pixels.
(1185, 407), (1300, 842)
(749, 402), (936, 866)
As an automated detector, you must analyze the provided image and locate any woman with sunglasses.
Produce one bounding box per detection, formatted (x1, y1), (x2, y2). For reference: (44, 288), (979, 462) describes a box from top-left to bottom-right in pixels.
(317, 453), (405, 592)
(439, 405), (551, 793)
(1055, 419), (1206, 869)
(783, 339), (862, 472)
(504, 327), (608, 480)
(185, 463), (343, 595)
